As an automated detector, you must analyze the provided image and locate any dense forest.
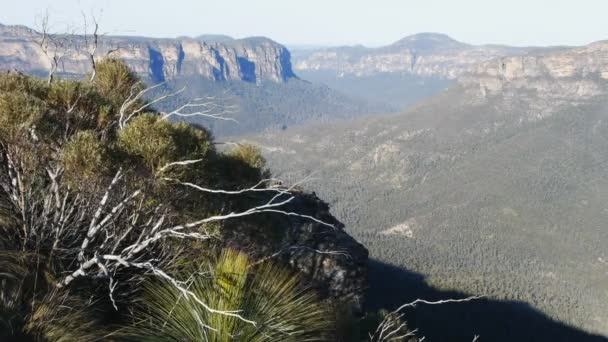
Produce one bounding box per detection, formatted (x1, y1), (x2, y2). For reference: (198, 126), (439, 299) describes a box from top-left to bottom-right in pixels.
(250, 85), (608, 340)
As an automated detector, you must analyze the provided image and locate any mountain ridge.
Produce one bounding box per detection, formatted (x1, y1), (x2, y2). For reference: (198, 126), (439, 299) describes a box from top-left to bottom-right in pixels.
(291, 33), (608, 80)
(292, 33), (608, 110)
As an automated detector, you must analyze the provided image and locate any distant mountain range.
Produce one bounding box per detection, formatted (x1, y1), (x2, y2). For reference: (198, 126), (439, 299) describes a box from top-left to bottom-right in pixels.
(292, 32), (572, 78)
(291, 33), (608, 108)
(5, 24), (608, 135)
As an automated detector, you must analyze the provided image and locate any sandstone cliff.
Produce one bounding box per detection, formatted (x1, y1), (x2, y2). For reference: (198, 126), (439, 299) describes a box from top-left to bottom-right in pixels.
(460, 41), (608, 97)
(452, 41), (608, 122)
(0, 23), (295, 83)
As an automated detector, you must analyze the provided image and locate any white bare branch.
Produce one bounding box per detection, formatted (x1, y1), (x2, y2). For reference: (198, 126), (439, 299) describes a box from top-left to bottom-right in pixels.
(369, 296), (484, 342)
(118, 82), (170, 129)
(161, 97), (239, 123)
(81, 11), (101, 81)
(156, 159), (204, 174)
(392, 296), (485, 312)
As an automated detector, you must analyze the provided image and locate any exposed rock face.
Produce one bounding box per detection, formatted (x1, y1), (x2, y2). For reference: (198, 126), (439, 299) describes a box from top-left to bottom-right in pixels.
(293, 33), (534, 78)
(279, 193), (368, 308)
(457, 41), (608, 115)
(0, 23), (295, 83)
(223, 191), (368, 308)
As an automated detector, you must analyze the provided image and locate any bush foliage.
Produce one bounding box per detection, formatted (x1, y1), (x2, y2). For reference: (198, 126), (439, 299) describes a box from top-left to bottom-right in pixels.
(0, 61), (350, 341)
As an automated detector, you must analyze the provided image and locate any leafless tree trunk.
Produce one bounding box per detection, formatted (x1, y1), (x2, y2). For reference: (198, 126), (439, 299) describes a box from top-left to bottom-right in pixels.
(81, 12), (100, 81)
(37, 13), (74, 84)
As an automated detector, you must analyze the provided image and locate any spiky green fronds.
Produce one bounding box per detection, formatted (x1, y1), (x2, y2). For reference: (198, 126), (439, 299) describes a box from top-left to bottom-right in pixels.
(130, 249), (333, 342)
(0, 251), (115, 341)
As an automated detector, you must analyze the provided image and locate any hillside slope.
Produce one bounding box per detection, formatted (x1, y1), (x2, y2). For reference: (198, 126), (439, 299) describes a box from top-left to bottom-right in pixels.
(247, 43), (608, 338)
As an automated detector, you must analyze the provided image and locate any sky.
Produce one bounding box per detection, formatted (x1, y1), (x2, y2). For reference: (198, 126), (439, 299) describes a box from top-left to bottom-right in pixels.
(1, 0), (607, 47)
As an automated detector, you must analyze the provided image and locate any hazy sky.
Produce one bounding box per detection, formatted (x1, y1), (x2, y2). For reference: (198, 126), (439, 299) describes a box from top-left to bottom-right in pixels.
(1, 0), (606, 47)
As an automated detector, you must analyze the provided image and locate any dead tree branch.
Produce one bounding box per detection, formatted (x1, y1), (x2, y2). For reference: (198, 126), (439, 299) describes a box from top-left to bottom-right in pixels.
(369, 296), (485, 342)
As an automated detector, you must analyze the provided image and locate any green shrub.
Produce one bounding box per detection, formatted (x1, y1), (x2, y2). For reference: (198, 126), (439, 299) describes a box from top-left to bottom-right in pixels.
(0, 91), (47, 142)
(91, 58), (142, 108)
(118, 115), (212, 173)
(118, 114), (177, 170)
(61, 130), (110, 186)
(0, 61), (331, 341)
(228, 143), (266, 170)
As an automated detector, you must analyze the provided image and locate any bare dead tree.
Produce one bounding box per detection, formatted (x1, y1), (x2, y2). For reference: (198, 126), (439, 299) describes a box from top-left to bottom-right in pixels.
(37, 12), (75, 84)
(0, 148), (336, 324)
(36, 12), (125, 84)
(81, 12), (100, 81)
(368, 296), (484, 342)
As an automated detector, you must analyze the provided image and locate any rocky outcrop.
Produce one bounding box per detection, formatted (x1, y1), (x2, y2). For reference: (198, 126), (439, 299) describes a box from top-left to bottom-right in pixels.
(279, 192), (368, 308)
(458, 41), (608, 105)
(0, 23), (295, 83)
(223, 191), (368, 309)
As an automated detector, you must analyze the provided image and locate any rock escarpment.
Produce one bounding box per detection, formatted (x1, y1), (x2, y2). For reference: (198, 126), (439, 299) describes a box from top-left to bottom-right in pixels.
(278, 193), (368, 307)
(0, 23), (295, 83)
(454, 41), (608, 122)
(223, 191), (368, 308)
(460, 41), (608, 98)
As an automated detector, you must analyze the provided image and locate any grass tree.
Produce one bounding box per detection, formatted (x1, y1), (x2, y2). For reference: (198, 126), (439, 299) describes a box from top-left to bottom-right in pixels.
(130, 249), (332, 342)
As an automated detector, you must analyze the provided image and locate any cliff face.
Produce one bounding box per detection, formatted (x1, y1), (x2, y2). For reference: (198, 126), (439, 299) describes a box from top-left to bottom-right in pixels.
(0, 23), (295, 83)
(458, 41), (608, 113)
